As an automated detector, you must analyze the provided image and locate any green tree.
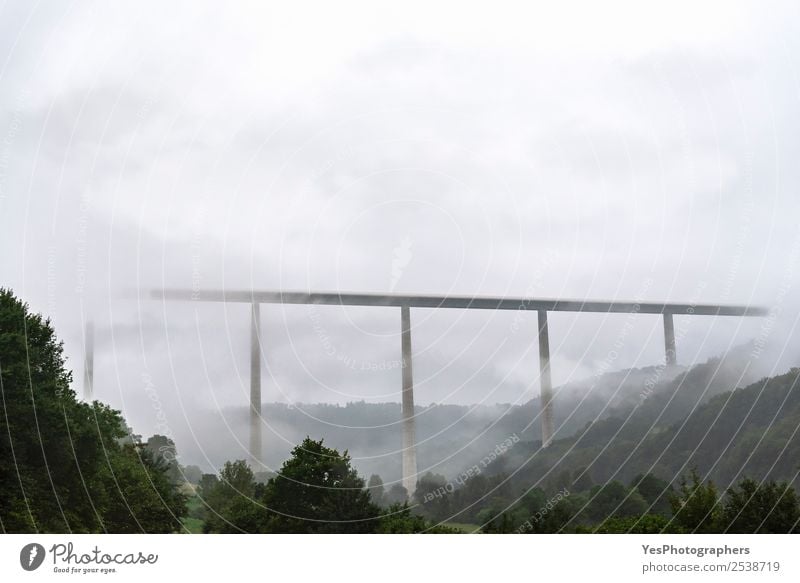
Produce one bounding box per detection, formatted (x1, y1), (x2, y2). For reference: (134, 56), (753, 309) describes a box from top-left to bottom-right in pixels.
(591, 514), (684, 534)
(571, 466), (594, 492)
(721, 478), (799, 533)
(260, 437), (380, 533)
(383, 483), (409, 506)
(512, 488), (583, 533)
(202, 460), (268, 533)
(0, 289), (185, 533)
(102, 445), (187, 533)
(145, 435), (182, 484)
(376, 503), (456, 533)
(479, 509), (517, 533)
(413, 472), (450, 522)
(586, 481), (647, 522)
(198, 473), (218, 495)
(631, 473), (672, 515)
(669, 469), (721, 533)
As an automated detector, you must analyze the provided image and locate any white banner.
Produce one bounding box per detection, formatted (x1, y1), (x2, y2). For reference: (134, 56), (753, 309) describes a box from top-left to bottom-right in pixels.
(0, 534), (796, 582)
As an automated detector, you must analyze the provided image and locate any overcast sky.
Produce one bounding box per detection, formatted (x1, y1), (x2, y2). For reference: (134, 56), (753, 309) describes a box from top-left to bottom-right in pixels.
(2, 1), (800, 458)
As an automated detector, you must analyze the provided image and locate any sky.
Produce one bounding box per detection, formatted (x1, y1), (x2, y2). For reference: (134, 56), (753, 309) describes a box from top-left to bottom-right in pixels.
(2, 1), (800, 464)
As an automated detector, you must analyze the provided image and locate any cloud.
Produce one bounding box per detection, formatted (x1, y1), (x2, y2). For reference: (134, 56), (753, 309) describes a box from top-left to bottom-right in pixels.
(1, 0), (799, 463)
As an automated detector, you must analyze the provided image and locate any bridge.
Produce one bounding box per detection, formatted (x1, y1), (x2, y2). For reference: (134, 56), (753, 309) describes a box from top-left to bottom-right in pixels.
(83, 289), (767, 494)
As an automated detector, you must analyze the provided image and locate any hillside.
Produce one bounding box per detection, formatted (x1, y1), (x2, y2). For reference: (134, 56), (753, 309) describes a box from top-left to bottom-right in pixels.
(501, 367), (800, 491)
(184, 344), (766, 484)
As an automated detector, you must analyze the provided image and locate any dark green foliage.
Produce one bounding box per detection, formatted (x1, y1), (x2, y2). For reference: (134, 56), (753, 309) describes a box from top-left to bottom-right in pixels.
(101, 445), (188, 533)
(721, 478), (799, 533)
(571, 466), (594, 492)
(198, 473), (218, 495)
(0, 289), (185, 533)
(669, 469), (721, 533)
(259, 437), (381, 533)
(196, 439), (456, 533)
(501, 366), (800, 494)
(383, 483), (409, 506)
(589, 514), (683, 534)
(201, 460), (269, 533)
(376, 503), (456, 533)
(414, 472), (451, 521)
(478, 486), (579, 533)
(480, 511), (517, 533)
(631, 473), (673, 515)
(144, 435), (182, 484)
(585, 481), (648, 522)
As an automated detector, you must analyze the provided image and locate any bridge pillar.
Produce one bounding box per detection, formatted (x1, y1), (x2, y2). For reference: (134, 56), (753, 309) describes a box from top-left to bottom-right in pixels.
(83, 320), (94, 401)
(663, 312), (677, 366)
(400, 305), (417, 496)
(538, 310), (555, 447)
(250, 302), (262, 466)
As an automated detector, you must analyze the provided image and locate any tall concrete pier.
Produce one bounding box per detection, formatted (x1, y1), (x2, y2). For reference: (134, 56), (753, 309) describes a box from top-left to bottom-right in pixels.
(400, 305), (418, 495)
(663, 312), (677, 366)
(249, 302), (262, 466)
(538, 310), (555, 448)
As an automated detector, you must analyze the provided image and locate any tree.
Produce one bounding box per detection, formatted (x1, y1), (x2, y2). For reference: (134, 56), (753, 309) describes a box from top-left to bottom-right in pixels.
(586, 481), (647, 522)
(376, 503), (455, 533)
(631, 473), (672, 515)
(669, 469), (721, 533)
(144, 435), (182, 484)
(383, 483), (409, 506)
(101, 445), (187, 533)
(202, 460), (268, 533)
(367, 474), (385, 506)
(479, 509), (517, 533)
(198, 473), (218, 495)
(510, 488), (583, 533)
(0, 289), (185, 533)
(722, 478), (799, 533)
(413, 472), (450, 521)
(591, 514), (683, 534)
(260, 438), (381, 533)
(571, 466), (594, 492)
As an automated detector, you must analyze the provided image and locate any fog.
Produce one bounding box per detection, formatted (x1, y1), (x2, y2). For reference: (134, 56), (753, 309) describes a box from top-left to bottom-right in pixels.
(1, 1), (800, 471)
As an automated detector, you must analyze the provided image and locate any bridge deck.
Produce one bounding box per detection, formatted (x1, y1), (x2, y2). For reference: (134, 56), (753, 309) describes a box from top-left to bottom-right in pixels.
(152, 288), (767, 317)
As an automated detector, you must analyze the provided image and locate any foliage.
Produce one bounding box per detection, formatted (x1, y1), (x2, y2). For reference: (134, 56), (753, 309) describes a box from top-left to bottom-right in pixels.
(631, 473), (673, 515)
(0, 288), (185, 533)
(376, 503), (456, 533)
(259, 437), (381, 533)
(383, 483), (409, 506)
(585, 481), (648, 523)
(413, 472), (450, 521)
(201, 460), (269, 533)
(721, 478), (799, 533)
(669, 469), (721, 533)
(144, 435), (182, 484)
(588, 514), (683, 534)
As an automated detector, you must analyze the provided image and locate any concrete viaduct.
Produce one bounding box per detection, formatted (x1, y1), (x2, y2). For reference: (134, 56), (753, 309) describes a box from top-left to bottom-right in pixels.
(84, 289), (767, 495)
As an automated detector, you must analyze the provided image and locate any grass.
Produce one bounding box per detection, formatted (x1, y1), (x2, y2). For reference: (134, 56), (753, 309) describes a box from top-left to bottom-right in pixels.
(180, 489), (206, 533)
